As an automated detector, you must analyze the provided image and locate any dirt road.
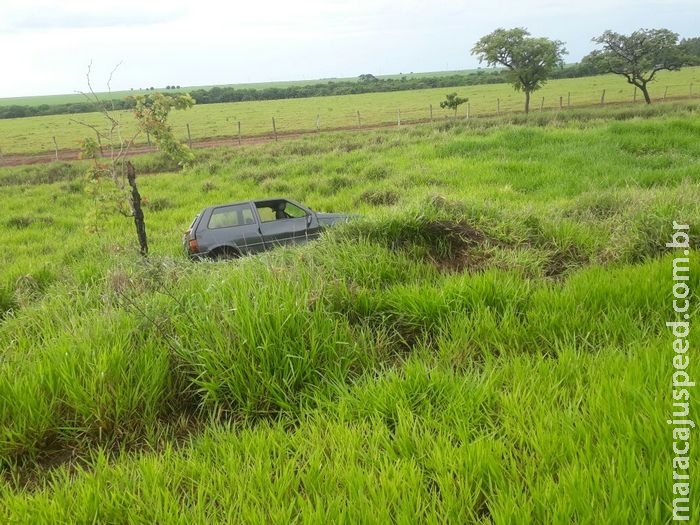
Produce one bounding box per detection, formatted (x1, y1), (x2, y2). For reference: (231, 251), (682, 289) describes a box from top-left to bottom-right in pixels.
(0, 121), (407, 168)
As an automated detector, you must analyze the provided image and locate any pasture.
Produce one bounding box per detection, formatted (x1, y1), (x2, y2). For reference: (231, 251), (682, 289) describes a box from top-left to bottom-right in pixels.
(0, 100), (698, 522)
(0, 68), (699, 156)
(0, 68), (484, 108)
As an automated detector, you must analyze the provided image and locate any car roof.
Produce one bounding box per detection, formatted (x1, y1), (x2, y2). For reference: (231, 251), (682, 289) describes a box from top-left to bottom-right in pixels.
(203, 197), (296, 211)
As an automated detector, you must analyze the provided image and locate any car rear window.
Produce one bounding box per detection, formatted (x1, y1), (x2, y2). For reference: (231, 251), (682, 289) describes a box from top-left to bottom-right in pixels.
(207, 204), (255, 229)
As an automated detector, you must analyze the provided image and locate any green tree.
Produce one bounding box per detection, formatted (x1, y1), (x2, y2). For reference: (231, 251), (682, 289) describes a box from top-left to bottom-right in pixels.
(440, 92), (468, 117)
(358, 74), (379, 83)
(472, 28), (567, 114)
(584, 28), (686, 104)
(130, 92), (196, 166)
(679, 37), (700, 65)
(78, 66), (195, 256)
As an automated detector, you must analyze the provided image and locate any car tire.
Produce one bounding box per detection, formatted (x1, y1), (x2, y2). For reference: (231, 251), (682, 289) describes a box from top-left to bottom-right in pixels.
(210, 247), (240, 261)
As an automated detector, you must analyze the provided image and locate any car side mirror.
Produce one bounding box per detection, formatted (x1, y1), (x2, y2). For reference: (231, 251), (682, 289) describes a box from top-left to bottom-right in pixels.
(306, 214), (312, 227)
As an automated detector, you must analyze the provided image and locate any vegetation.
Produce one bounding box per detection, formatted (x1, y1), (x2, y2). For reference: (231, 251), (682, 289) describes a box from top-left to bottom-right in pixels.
(187, 71), (507, 104)
(472, 28), (567, 113)
(2, 68), (699, 157)
(680, 37), (700, 65)
(79, 91), (195, 255)
(0, 101), (699, 522)
(0, 63), (610, 114)
(439, 92), (468, 117)
(584, 28), (688, 104)
(131, 92), (196, 166)
(0, 71), (509, 120)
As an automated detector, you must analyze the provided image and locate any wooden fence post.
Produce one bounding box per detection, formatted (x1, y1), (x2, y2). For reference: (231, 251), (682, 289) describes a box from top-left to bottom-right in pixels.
(540, 97), (545, 112)
(559, 96), (563, 110)
(186, 124), (192, 149)
(663, 87), (669, 101)
(272, 117), (277, 141)
(397, 109), (401, 127)
(467, 102), (470, 119)
(237, 121), (242, 145)
(357, 110), (361, 129)
(429, 104), (433, 122)
(126, 161), (148, 257)
(633, 87), (637, 103)
(568, 92), (571, 107)
(53, 136), (58, 161)
(497, 98), (500, 115)
(316, 114), (320, 132)
(600, 89), (606, 105)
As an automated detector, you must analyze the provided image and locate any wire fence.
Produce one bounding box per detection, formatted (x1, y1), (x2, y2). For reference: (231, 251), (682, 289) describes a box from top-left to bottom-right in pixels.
(1, 81), (697, 160)
(170, 81), (698, 146)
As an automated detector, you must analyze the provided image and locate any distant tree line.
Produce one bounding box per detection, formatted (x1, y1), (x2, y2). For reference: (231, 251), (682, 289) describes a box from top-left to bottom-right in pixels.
(0, 100), (136, 119)
(0, 67), (583, 120)
(679, 37), (700, 65)
(188, 70), (512, 104)
(0, 38), (697, 120)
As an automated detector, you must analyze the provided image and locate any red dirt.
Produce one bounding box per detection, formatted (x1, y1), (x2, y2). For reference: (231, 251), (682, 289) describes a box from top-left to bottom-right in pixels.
(0, 122), (403, 167)
(1, 135), (280, 167)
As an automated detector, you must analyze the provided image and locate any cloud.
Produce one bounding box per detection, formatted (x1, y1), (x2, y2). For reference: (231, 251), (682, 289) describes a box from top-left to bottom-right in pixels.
(0, 0), (697, 97)
(1, 1), (184, 32)
(11, 12), (179, 31)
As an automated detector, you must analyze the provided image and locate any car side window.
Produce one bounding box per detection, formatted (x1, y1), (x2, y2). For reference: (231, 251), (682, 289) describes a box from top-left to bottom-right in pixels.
(255, 200), (308, 222)
(256, 205), (277, 223)
(241, 208), (255, 224)
(207, 204), (255, 229)
(282, 202), (307, 218)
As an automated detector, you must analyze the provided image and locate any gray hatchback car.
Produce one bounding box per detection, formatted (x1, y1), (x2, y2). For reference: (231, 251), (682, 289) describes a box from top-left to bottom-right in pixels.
(183, 197), (353, 259)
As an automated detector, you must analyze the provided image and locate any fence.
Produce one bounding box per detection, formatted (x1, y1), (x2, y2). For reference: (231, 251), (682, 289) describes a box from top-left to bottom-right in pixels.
(172, 81), (697, 145)
(0, 81), (698, 160)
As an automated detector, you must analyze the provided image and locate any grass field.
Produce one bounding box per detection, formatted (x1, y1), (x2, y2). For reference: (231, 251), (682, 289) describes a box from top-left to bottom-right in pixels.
(0, 68), (484, 107)
(1, 102), (699, 522)
(0, 68), (699, 156)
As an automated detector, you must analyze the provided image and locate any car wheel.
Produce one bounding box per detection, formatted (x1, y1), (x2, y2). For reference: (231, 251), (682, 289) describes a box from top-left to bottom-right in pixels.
(211, 247), (240, 261)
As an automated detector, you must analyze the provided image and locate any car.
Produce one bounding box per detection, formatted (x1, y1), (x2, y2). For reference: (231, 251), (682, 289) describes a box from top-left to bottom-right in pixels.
(183, 197), (354, 259)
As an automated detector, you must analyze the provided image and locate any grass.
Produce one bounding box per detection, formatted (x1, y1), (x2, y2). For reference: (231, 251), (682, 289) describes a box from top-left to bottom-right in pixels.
(0, 68), (699, 155)
(0, 68), (487, 107)
(0, 102), (699, 522)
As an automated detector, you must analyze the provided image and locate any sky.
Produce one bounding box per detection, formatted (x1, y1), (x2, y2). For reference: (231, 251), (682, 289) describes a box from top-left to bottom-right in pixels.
(0, 0), (698, 99)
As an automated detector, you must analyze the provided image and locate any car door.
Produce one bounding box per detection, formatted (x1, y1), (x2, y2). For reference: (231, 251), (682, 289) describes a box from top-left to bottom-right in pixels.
(200, 202), (265, 255)
(254, 199), (316, 248)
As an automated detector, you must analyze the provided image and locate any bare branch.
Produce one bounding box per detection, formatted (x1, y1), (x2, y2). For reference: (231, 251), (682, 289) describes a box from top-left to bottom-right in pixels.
(106, 62), (123, 112)
(70, 117), (109, 143)
(85, 61), (95, 99)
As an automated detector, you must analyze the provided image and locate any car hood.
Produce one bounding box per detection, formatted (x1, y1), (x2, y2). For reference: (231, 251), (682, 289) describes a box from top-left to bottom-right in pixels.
(315, 212), (357, 226)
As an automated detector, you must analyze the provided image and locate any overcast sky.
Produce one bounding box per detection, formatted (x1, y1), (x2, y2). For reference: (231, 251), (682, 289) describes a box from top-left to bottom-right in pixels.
(0, 0), (697, 99)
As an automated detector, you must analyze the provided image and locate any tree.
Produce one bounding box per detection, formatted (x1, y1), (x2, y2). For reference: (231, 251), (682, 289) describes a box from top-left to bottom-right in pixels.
(440, 92), (468, 117)
(472, 28), (567, 114)
(584, 29), (685, 104)
(130, 92), (195, 166)
(679, 37), (700, 66)
(77, 65), (194, 256)
(358, 74), (379, 83)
